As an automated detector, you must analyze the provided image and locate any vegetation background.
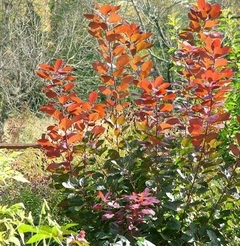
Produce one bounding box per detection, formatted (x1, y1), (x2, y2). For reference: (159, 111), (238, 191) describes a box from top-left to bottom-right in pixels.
(0, 0), (240, 245)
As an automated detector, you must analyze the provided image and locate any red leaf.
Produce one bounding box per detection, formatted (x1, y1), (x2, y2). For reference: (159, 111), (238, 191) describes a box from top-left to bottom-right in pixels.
(217, 112), (230, 122)
(209, 4), (221, 19)
(106, 33), (123, 42)
(179, 31), (194, 40)
(236, 133), (240, 146)
(230, 144), (240, 156)
(84, 14), (95, 19)
(166, 118), (180, 125)
(46, 90), (57, 98)
(205, 132), (218, 142)
(198, 0), (206, 10)
(89, 91), (98, 104)
(189, 21), (201, 32)
(37, 138), (51, 147)
(91, 126), (105, 135)
(188, 126), (203, 136)
(47, 162), (60, 172)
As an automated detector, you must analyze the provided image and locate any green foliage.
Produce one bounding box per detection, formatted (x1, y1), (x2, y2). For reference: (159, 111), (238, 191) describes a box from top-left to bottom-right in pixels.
(0, 149), (80, 245)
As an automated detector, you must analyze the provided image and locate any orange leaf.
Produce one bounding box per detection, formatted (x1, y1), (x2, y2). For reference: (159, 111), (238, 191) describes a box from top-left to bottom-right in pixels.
(60, 118), (72, 131)
(153, 77), (164, 87)
(89, 91), (98, 104)
(98, 4), (112, 16)
(109, 13), (121, 23)
(215, 58), (228, 68)
(68, 133), (83, 144)
(116, 54), (130, 68)
(204, 19), (219, 29)
(115, 104), (123, 112)
(36, 71), (52, 80)
(113, 45), (125, 56)
(101, 75), (114, 85)
(99, 86), (112, 95)
(54, 59), (63, 71)
(59, 95), (69, 104)
(82, 102), (91, 111)
(142, 61), (153, 72)
(159, 104), (173, 112)
(162, 93), (176, 101)
(136, 41), (153, 52)
(188, 12), (198, 22)
(39, 64), (54, 71)
(159, 123), (172, 130)
(93, 104), (106, 117)
(92, 62), (108, 74)
(64, 76), (77, 81)
(63, 83), (75, 92)
(138, 80), (152, 93)
(89, 112), (99, 121)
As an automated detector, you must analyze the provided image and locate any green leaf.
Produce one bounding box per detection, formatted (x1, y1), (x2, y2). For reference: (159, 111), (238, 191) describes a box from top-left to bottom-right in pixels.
(26, 234), (51, 244)
(207, 230), (220, 245)
(136, 237), (156, 246)
(166, 218), (181, 231)
(18, 224), (37, 233)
